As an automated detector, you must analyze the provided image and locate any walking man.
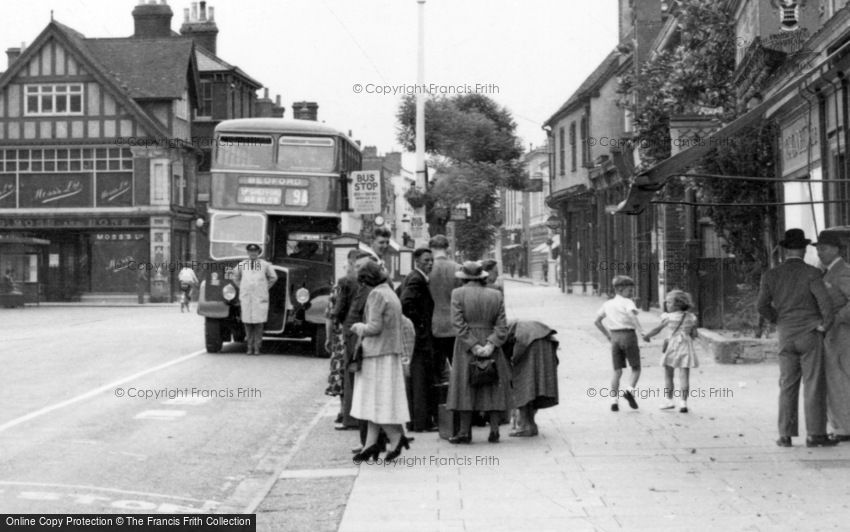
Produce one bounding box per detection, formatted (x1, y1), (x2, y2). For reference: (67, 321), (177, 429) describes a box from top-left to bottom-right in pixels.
(813, 230), (850, 442)
(758, 229), (836, 447)
(401, 247), (437, 431)
(234, 243), (278, 355)
(429, 235), (461, 371)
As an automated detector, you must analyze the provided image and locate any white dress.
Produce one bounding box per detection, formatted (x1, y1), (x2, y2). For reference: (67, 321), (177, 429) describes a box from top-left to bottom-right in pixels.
(658, 311), (699, 368)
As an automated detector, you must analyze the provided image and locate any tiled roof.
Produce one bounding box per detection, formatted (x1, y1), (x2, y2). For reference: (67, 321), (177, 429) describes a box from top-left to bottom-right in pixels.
(83, 37), (195, 99)
(195, 46), (262, 88)
(545, 50), (621, 126)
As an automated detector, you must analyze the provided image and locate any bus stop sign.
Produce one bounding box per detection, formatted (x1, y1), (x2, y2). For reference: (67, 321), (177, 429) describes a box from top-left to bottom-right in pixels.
(349, 171), (381, 214)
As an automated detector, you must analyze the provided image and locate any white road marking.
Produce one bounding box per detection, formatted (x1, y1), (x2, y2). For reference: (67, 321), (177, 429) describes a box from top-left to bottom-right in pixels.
(0, 481), (214, 503)
(278, 468), (358, 479)
(162, 396), (209, 406)
(0, 350), (206, 434)
(134, 410), (187, 420)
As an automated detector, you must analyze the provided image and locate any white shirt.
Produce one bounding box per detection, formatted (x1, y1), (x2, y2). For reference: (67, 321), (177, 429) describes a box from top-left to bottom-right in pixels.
(597, 294), (639, 330)
(414, 267), (429, 283)
(178, 268), (198, 284)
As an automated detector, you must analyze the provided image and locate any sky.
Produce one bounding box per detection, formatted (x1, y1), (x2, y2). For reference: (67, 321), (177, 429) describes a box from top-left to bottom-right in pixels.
(1, 0), (620, 158)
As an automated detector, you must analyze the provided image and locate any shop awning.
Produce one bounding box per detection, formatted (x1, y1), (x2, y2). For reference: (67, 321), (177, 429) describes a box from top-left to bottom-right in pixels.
(502, 244), (521, 251)
(615, 41), (850, 215)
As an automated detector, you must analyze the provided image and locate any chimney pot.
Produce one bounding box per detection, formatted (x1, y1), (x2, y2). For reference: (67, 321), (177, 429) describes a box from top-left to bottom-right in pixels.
(183, 8), (189, 22)
(200, 1), (207, 21)
(133, 0), (174, 38)
(208, 6), (214, 21)
(275, 95), (281, 106)
(6, 47), (22, 68)
(191, 2), (198, 21)
(263, 88), (269, 99)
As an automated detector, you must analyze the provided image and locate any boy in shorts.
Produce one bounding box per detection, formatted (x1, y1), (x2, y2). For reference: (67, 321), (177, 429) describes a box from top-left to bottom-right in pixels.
(594, 275), (645, 411)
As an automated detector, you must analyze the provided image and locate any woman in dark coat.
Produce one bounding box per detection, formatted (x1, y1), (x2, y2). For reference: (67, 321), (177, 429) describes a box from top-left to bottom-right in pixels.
(446, 261), (510, 443)
(505, 320), (559, 436)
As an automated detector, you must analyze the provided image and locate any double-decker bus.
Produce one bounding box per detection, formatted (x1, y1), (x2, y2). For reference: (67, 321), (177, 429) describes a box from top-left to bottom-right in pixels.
(198, 118), (362, 355)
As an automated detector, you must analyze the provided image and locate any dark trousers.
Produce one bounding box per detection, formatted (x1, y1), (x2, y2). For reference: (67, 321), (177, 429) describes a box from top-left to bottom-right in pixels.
(778, 330), (828, 437)
(341, 330), (359, 427)
(244, 323), (264, 353)
(432, 336), (455, 378)
(406, 345), (438, 431)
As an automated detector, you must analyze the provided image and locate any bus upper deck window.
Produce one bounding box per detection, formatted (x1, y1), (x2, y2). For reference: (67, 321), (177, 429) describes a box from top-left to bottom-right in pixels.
(216, 135), (273, 168)
(277, 137), (335, 173)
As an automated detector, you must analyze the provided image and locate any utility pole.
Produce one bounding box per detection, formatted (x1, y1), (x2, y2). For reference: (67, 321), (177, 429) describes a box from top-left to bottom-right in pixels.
(414, 0), (428, 247)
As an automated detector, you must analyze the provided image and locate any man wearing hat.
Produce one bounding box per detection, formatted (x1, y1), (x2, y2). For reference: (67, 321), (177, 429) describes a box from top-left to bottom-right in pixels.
(813, 230), (850, 442)
(758, 228), (835, 447)
(234, 244), (278, 355)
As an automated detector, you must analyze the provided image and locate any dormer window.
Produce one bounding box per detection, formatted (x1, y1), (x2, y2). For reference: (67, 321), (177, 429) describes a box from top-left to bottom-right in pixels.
(25, 84), (83, 116)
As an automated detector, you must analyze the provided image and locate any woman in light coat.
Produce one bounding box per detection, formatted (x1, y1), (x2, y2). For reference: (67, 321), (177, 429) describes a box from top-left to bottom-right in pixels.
(446, 261), (509, 444)
(350, 260), (411, 463)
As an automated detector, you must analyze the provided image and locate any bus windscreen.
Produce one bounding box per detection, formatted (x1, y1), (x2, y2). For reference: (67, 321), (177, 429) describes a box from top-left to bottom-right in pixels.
(216, 135), (274, 169)
(209, 212), (266, 259)
(277, 137), (335, 173)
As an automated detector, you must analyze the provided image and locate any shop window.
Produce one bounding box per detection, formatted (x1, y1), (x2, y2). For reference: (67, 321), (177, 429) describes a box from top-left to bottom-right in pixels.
(1, 254), (38, 284)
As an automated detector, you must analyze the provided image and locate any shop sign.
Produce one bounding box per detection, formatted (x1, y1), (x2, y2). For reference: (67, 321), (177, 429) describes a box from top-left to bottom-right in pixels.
(781, 112), (819, 175)
(19, 173), (93, 208)
(97, 173), (133, 207)
(0, 217), (148, 229)
(0, 174), (15, 208)
(349, 171), (381, 214)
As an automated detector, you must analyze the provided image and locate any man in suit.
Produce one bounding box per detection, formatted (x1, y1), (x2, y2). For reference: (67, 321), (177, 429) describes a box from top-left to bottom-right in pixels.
(813, 230), (850, 443)
(429, 235), (461, 371)
(401, 247), (437, 431)
(758, 228), (836, 447)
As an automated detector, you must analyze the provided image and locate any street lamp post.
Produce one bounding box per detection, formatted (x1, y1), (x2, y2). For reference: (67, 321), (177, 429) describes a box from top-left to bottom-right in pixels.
(414, 0), (428, 247)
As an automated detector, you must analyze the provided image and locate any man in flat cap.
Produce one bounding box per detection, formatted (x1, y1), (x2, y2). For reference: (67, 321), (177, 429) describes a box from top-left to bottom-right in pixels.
(813, 230), (850, 442)
(234, 243), (278, 355)
(758, 228), (835, 447)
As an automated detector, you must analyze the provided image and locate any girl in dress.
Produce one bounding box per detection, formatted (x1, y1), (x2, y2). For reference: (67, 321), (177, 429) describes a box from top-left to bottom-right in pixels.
(643, 290), (699, 413)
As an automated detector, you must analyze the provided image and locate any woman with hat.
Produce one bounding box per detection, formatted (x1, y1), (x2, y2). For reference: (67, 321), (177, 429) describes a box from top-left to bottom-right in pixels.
(233, 243), (278, 355)
(446, 261), (510, 444)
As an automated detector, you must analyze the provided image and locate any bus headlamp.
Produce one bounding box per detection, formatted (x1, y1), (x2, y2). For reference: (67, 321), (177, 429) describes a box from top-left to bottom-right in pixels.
(222, 284), (237, 301)
(295, 287), (310, 304)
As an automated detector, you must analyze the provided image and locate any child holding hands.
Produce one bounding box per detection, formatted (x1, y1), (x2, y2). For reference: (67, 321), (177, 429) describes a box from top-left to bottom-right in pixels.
(643, 290), (699, 413)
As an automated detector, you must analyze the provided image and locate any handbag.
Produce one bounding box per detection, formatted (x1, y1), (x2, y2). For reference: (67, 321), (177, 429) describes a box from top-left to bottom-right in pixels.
(349, 338), (363, 373)
(469, 357), (498, 387)
(662, 314), (687, 353)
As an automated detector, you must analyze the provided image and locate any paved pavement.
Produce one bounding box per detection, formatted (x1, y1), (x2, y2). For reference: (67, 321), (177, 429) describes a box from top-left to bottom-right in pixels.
(334, 280), (850, 532)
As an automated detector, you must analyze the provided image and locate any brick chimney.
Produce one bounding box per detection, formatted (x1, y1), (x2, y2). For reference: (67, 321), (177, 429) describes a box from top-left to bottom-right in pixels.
(133, 0), (174, 38)
(292, 101), (318, 121)
(6, 47), (22, 69)
(180, 1), (219, 54)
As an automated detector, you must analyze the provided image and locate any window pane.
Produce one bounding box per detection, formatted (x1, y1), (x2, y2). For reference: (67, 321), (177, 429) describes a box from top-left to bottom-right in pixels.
(108, 148), (120, 159)
(109, 160), (120, 170)
(122, 159), (133, 170)
(57, 161), (68, 171)
(56, 95), (67, 113)
(95, 148), (107, 159)
(96, 160), (106, 170)
(41, 95), (53, 112)
(55, 85), (67, 93)
(69, 95), (81, 112)
(31, 150), (42, 159)
(27, 96), (38, 113)
(121, 148), (132, 159)
(82, 160), (93, 170)
(44, 161), (55, 171)
(31, 161), (42, 171)
(69, 160), (80, 171)
(26, 86), (37, 94)
(5, 161), (15, 171)
(69, 149), (80, 159)
(44, 149), (55, 160)
(57, 149), (68, 159)
(18, 161), (28, 171)
(82, 148), (92, 159)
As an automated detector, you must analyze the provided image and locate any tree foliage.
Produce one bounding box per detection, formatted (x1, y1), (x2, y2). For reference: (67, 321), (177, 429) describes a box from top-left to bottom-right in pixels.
(617, 0), (775, 283)
(396, 94), (527, 258)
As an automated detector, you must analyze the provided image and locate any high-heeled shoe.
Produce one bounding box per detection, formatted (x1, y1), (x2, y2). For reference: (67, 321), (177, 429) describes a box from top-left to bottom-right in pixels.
(352, 444), (381, 464)
(448, 434), (471, 444)
(384, 435), (411, 461)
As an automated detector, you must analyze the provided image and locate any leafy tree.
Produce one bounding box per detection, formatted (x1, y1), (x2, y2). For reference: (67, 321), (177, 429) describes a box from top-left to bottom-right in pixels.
(396, 94), (527, 258)
(617, 0), (775, 285)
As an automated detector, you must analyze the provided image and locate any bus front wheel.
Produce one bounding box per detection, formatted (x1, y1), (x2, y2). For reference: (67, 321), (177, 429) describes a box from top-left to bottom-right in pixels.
(205, 318), (223, 353)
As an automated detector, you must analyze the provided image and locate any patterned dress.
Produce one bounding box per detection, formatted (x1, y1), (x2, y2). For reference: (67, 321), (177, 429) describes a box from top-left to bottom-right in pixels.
(658, 311), (699, 368)
(325, 277), (357, 396)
